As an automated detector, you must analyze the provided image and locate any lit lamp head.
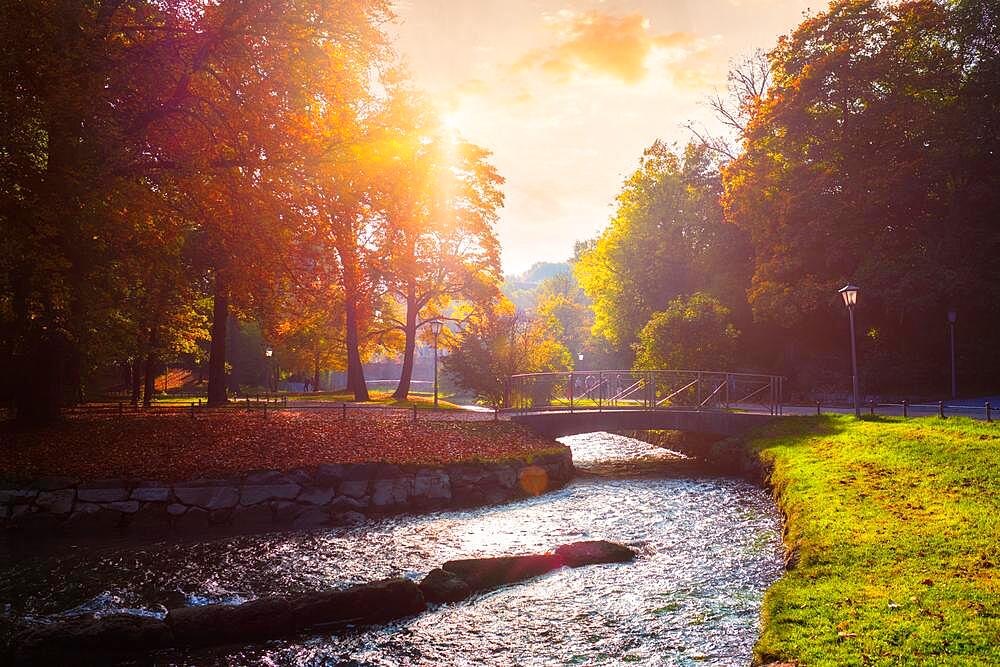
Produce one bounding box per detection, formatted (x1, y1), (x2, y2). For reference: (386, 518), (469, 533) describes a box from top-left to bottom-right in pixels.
(577, 353), (584, 361)
(430, 320), (443, 336)
(265, 348), (273, 358)
(839, 284), (859, 308)
(947, 309), (957, 324)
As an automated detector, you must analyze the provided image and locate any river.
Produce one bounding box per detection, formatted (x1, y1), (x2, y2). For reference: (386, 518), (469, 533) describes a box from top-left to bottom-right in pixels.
(0, 431), (784, 666)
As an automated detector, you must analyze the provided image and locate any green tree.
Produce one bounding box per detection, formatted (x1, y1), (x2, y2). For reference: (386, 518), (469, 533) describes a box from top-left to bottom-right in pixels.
(721, 0), (1000, 394)
(633, 293), (739, 371)
(575, 141), (751, 361)
(443, 301), (570, 408)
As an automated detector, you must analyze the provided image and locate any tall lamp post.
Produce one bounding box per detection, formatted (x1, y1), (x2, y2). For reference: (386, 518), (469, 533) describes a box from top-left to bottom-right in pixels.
(430, 319), (443, 409)
(839, 284), (861, 417)
(265, 347), (274, 393)
(947, 309), (957, 399)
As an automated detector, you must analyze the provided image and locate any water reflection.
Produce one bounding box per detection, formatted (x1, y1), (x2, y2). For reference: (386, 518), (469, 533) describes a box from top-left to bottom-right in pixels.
(0, 432), (784, 666)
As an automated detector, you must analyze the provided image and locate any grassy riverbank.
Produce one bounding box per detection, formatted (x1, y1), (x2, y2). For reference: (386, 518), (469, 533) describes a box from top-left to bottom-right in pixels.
(748, 415), (999, 665)
(0, 413), (562, 482)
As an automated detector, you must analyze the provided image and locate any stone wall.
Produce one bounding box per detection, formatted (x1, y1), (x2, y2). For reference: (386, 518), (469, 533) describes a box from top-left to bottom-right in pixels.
(0, 450), (573, 539)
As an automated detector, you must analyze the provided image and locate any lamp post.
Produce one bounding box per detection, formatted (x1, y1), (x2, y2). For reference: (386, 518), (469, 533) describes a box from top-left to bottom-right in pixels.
(947, 309), (957, 399)
(839, 284), (861, 417)
(430, 320), (443, 409)
(265, 348), (274, 393)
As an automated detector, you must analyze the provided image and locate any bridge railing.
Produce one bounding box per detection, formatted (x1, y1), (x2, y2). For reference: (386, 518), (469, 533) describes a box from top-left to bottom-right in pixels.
(505, 370), (784, 416)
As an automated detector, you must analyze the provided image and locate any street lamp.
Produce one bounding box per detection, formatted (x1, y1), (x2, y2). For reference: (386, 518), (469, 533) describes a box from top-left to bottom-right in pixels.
(947, 309), (957, 399)
(839, 284), (861, 417)
(265, 348), (274, 393)
(430, 320), (443, 408)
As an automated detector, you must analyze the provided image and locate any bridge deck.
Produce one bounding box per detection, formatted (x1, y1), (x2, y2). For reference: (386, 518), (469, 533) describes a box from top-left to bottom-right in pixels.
(510, 408), (777, 438)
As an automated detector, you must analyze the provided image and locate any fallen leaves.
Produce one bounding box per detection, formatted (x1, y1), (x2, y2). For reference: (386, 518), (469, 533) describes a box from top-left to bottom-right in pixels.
(0, 413), (567, 483)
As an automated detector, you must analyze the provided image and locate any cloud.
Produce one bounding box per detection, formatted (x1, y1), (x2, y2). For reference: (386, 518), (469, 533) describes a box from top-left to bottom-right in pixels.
(512, 11), (702, 85)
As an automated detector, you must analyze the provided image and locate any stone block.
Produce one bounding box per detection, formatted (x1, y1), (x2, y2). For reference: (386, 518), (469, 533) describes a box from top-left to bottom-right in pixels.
(330, 495), (368, 511)
(244, 469), (293, 485)
(131, 486), (170, 502)
(341, 463), (376, 481)
(31, 476), (78, 491)
(339, 479), (368, 499)
(239, 483), (300, 506)
(314, 464), (345, 484)
(371, 477), (413, 508)
(297, 486), (336, 506)
(0, 488), (36, 504)
(36, 489), (76, 514)
(77, 487), (129, 503)
(412, 469), (451, 501)
(173, 486), (239, 510)
(105, 500), (140, 513)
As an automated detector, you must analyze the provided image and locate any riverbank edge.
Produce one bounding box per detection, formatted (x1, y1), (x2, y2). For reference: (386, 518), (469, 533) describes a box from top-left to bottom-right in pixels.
(619, 426), (797, 665)
(0, 448), (574, 541)
(629, 419), (1000, 665)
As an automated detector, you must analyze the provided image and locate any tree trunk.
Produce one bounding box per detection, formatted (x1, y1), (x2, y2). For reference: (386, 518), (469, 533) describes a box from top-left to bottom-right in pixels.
(344, 286), (369, 401)
(207, 277), (229, 406)
(14, 331), (66, 423)
(130, 358), (142, 407)
(142, 327), (158, 408)
(392, 280), (419, 400)
(312, 351), (321, 392)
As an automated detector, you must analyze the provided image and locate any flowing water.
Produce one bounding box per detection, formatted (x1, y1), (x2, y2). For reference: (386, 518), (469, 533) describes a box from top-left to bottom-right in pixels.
(0, 432), (784, 666)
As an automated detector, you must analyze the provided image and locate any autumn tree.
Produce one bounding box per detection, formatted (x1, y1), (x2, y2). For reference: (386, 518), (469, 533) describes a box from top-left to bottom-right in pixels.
(0, 0), (394, 417)
(369, 92), (504, 400)
(722, 0), (1000, 393)
(443, 301), (571, 409)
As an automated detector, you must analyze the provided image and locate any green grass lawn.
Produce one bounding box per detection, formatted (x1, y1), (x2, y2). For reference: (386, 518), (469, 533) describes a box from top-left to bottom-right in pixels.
(748, 415), (1000, 665)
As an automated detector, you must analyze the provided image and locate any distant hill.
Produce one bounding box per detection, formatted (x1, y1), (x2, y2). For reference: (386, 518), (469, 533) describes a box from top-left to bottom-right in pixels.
(501, 261), (571, 312)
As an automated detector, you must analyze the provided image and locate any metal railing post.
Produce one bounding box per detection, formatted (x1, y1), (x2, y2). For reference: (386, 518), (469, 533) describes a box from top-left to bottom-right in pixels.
(568, 372), (574, 413)
(987, 402), (992, 423)
(939, 401), (945, 418)
(903, 400), (908, 418)
(816, 400), (821, 416)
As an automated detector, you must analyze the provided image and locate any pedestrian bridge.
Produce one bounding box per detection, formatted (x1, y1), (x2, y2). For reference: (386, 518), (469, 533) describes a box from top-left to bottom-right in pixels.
(504, 370), (784, 438)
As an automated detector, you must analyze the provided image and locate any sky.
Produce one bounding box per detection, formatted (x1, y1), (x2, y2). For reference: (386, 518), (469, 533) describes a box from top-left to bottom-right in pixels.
(391, 0), (818, 274)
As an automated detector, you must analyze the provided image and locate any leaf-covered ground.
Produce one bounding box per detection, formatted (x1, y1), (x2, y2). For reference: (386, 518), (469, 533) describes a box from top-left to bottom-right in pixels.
(0, 413), (565, 483)
(749, 415), (1000, 665)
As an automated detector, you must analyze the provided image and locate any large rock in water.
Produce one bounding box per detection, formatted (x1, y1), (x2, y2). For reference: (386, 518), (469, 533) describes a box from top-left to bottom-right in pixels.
(441, 554), (564, 591)
(168, 596), (294, 646)
(14, 613), (173, 659)
(166, 578), (425, 647)
(554, 540), (637, 568)
(419, 568), (473, 604)
(290, 578), (426, 629)
(438, 541), (637, 595)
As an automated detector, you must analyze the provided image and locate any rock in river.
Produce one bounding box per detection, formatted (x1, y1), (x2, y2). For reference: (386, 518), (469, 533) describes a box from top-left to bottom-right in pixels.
(419, 568), (473, 604)
(554, 540), (637, 568)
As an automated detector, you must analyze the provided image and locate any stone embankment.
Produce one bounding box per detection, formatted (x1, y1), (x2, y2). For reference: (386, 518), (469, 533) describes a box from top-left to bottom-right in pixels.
(0, 450), (573, 538)
(8, 540), (637, 662)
